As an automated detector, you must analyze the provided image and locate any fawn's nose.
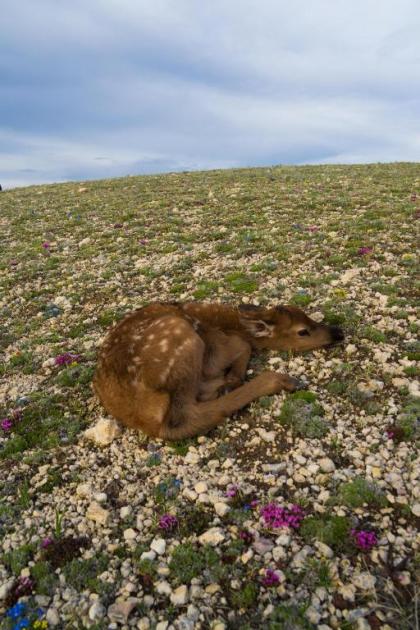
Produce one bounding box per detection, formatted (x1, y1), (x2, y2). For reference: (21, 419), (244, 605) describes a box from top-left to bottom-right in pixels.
(330, 326), (345, 342)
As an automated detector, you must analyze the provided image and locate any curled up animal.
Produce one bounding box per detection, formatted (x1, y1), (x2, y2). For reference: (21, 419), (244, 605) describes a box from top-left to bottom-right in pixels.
(93, 301), (344, 440)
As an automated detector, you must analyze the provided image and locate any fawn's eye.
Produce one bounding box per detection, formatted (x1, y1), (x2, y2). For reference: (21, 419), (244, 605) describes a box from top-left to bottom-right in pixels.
(298, 329), (310, 336)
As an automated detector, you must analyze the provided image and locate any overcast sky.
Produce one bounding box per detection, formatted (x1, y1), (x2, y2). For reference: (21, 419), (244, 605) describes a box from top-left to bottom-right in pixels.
(1, 0), (419, 188)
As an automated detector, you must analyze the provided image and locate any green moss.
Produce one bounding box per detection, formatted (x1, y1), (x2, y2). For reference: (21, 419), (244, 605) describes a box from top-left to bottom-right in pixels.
(224, 272), (258, 294)
(169, 543), (219, 584)
(31, 560), (58, 595)
(300, 515), (351, 552)
(335, 477), (387, 509)
(2, 543), (35, 575)
(267, 603), (313, 629)
(63, 554), (109, 591)
(230, 582), (258, 610)
(277, 397), (329, 438)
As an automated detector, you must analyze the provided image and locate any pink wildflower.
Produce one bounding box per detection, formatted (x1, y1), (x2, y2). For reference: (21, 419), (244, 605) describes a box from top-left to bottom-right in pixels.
(55, 353), (80, 366)
(1, 418), (13, 431)
(262, 569), (280, 587)
(40, 537), (54, 549)
(226, 485), (239, 498)
(358, 246), (373, 256)
(158, 514), (178, 531)
(260, 503), (304, 529)
(308, 225), (319, 232)
(41, 242), (50, 249)
(351, 529), (377, 551)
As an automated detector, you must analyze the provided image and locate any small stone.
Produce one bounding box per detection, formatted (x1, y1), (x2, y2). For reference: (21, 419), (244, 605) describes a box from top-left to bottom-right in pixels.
(156, 623), (169, 630)
(198, 527), (225, 546)
(411, 503), (420, 517)
(306, 606), (321, 625)
(86, 501), (110, 525)
(185, 451), (200, 464)
(124, 528), (138, 542)
(353, 572), (376, 591)
(319, 458), (335, 473)
(170, 585), (189, 606)
(89, 601), (105, 621)
(339, 583), (356, 602)
(194, 481), (208, 494)
(83, 417), (122, 446)
(76, 482), (92, 498)
(93, 492), (107, 503)
(46, 608), (60, 626)
(256, 428), (276, 442)
(275, 534), (291, 546)
(108, 598), (139, 623)
(214, 502), (230, 517)
(150, 538), (166, 555)
(205, 583), (221, 594)
(253, 538), (274, 555)
(315, 541), (334, 558)
(156, 581), (172, 596)
(120, 506), (132, 519)
(137, 618), (150, 630)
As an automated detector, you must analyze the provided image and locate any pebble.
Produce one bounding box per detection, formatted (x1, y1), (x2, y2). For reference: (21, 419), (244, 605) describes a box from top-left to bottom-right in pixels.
(86, 501), (110, 525)
(120, 505), (132, 518)
(214, 502), (230, 517)
(194, 481), (208, 494)
(123, 528), (138, 541)
(198, 527), (225, 546)
(319, 457), (336, 473)
(150, 538), (166, 555)
(411, 503), (420, 517)
(46, 608), (60, 626)
(108, 598), (139, 623)
(156, 580), (172, 596)
(306, 606), (321, 625)
(170, 585), (189, 606)
(83, 417), (122, 446)
(352, 573), (376, 591)
(89, 601), (105, 621)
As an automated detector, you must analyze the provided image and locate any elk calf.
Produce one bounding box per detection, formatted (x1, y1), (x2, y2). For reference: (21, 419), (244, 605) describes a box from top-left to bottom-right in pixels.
(93, 302), (344, 440)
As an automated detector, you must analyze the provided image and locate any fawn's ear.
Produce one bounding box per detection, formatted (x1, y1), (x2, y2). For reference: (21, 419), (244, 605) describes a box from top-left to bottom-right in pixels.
(239, 305), (277, 338)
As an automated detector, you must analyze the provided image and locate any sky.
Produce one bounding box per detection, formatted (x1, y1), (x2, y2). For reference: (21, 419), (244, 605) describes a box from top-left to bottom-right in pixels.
(1, 0), (419, 189)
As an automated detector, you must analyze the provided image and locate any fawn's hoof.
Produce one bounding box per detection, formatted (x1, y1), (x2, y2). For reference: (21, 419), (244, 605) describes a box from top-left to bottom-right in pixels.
(287, 376), (308, 391)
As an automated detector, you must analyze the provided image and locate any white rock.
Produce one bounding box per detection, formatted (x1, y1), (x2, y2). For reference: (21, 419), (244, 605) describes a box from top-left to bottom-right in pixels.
(83, 417), (121, 446)
(150, 538), (166, 555)
(185, 451), (200, 464)
(0, 579), (14, 600)
(194, 481), (208, 494)
(315, 542), (334, 558)
(183, 488), (198, 501)
(89, 601), (105, 621)
(120, 506), (132, 519)
(256, 428), (276, 442)
(319, 457), (336, 473)
(340, 268), (360, 284)
(138, 618), (150, 629)
(76, 482), (93, 498)
(93, 492), (107, 503)
(198, 527), (225, 546)
(411, 503), (420, 517)
(305, 606), (321, 625)
(275, 534), (291, 546)
(156, 580), (172, 596)
(46, 608), (60, 626)
(108, 598), (139, 623)
(124, 528), (138, 542)
(214, 502), (230, 517)
(353, 572), (376, 591)
(156, 623), (169, 630)
(86, 501), (110, 525)
(170, 585), (189, 606)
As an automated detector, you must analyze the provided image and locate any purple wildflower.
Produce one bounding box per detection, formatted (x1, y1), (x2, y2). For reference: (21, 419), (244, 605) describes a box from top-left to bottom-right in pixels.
(358, 246), (373, 256)
(260, 503), (305, 529)
(1, 418), (13, 431)
(351, 528), (378, 551)
(113, 223), (124, 228)
(225, 485), (239, 498)
(139, 239), (148, 245)
(54, 353), (80, 366)
(261, 569), (280, 587)
(41, 242), (50, 249)
(308, 225), (319, 232)
(239, 530), (254, 544)
(158, 514), (178, 531)
(40, 537), (54, 549)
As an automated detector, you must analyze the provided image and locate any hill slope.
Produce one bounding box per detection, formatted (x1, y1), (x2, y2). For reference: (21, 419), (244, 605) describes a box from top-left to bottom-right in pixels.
(0, 163), (419, 629)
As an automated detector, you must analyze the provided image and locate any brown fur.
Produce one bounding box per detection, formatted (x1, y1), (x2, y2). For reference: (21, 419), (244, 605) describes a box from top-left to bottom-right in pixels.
(93, 302), (344, 440)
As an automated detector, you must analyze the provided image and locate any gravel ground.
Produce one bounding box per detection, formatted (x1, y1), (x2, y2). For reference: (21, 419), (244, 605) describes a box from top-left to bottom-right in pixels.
(0, 163), (419, 630)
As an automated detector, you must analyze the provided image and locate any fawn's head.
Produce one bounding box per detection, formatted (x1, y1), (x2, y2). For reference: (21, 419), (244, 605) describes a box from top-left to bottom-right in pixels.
(239, 304), (344, 352)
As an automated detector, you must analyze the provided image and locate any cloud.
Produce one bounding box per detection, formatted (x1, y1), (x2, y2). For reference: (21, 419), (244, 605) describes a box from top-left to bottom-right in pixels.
(1, 0), (419, 188)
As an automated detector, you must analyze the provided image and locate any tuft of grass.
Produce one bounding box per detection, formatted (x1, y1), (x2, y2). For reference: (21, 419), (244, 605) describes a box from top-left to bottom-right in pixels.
(277, 395), (329, 438)
(267, 603), (313, 629)
(300, 515), (351, 553)
(63, 553), (109, 591)
(169, 543), (220, 584)
(334, 477), (387, 509)
(2, 543), (35, 575)
(230, 582), (259, 610)
(224, 272), (258, 294)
